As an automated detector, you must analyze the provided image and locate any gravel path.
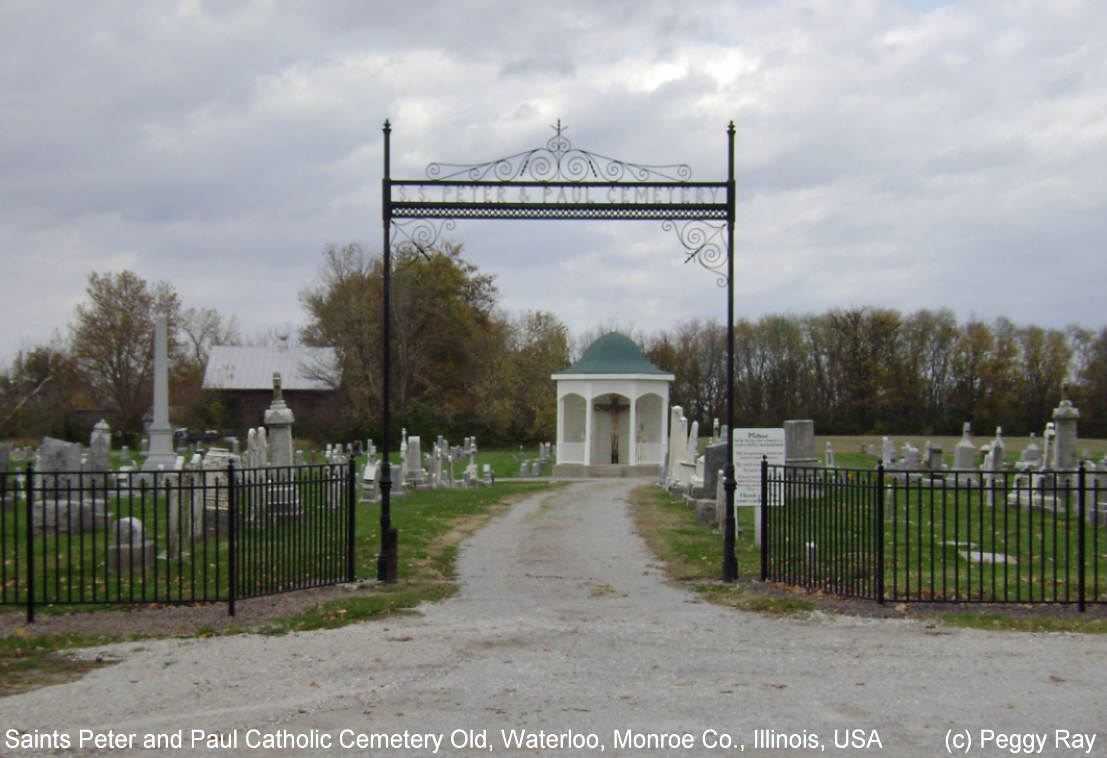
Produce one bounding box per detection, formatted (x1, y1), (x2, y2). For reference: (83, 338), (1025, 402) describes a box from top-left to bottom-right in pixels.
(1, 480), (1104, 757)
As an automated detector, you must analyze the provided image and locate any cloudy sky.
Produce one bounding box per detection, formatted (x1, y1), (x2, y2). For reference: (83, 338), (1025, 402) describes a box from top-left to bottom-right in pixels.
(2, 0), (1105, 362)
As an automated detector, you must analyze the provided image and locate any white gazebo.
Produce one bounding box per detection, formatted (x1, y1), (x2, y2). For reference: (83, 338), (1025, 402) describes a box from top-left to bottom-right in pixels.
(551, 332), (674, 477)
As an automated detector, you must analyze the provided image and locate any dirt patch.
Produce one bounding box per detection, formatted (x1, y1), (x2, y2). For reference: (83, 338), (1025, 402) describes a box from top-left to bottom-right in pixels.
(0, 581), (384, 641)
(733, 576), (1107, 623)
(1, 652), (122, 697)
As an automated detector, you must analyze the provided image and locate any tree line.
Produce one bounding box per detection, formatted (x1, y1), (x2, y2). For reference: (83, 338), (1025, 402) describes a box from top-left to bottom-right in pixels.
(4, 244), (1104, 446)
(640, 309), (1107, 438)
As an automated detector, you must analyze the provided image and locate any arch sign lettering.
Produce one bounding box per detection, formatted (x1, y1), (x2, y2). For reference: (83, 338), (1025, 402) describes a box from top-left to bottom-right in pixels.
(378, 120), (739, 582)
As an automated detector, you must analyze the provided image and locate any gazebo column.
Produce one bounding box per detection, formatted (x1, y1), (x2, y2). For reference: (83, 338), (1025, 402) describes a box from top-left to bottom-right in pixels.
(584, 391), (594, 465)
(628, 394), (638, 465)
(556, 394), (565, 462)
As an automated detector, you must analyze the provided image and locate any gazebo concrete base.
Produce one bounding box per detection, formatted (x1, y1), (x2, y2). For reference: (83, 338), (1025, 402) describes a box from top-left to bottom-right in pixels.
(553, 463), (662, 479)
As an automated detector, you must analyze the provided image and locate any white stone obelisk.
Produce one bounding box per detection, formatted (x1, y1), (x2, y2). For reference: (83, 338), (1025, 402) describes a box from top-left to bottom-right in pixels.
(142, 313), (177, 471)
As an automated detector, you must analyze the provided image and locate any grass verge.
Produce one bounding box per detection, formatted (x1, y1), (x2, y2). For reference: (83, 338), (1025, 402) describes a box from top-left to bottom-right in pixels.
(628, 485), (814, 616)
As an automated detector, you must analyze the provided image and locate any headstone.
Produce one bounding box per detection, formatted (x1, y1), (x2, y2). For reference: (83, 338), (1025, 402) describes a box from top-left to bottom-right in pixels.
(245, 429), (258, 467)
(988, 427), (1005, 472)
(38, 437), (83, 490)
(107, 517), (155, 571)
(926, 444), (944, 471)
(406, 435), (424, 486)
(87, 419), (112, 472)
(165, 464), (203, 558)
(263, 372), (295, 468)
(901, 442), (920, 471)
(667, 406), (688, 486)
(783, 420), (818, 468)
(201, 447), (234, 513)
(685, 420), (700, 462)
(462, 437), (475, 481)
(388, 462), (406, 497)
(142, 313), (177, 472)
(1052, 398), (1080, 471)
(1018, 433), (1042, 470)
(360, 458), (380, 503)
(1040, 422), (1057, 470)
(953, 422), (976, 470)
(881, 436), (896, 468)
(824, 441), (835, 468)
(257, 427), (269, 466)
(701, 441), (728, 498)
(676, 419), (699, 489)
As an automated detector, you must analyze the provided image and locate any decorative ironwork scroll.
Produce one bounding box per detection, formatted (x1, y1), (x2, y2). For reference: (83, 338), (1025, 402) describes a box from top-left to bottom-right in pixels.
(387, 121), (729, 227)
(425, 123), (693, 183)
(389, 218), (457, 253)
(663, 220), (729, 287)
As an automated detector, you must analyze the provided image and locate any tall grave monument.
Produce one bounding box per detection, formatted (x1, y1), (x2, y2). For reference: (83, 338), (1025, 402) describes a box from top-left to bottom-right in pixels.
(142, 313), (177, 472)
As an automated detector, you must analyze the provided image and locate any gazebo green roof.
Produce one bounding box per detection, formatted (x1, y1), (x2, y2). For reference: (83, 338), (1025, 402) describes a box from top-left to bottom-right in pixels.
(557, 332), (670, 376)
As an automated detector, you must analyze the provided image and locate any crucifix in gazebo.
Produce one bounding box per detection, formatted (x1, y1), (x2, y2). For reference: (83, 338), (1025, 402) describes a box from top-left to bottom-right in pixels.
(594, 395), (630, 464)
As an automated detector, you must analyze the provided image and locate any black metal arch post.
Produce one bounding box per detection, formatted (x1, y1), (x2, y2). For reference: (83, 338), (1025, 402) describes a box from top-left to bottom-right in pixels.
(379, 120), (737, 583)
(378, 120), (397, 582)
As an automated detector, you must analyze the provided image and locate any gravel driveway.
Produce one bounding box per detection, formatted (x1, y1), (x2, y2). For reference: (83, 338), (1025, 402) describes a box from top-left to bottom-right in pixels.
(1, 480), (1104, 757)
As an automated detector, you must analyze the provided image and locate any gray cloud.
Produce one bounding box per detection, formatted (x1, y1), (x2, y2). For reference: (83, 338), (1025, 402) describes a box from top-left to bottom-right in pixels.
(1, 0), (1105, 363)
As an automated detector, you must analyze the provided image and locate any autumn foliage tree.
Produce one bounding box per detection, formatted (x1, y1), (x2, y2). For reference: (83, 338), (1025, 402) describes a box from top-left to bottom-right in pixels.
(70, 270), (181, 442)
(300, 242), (569, 444)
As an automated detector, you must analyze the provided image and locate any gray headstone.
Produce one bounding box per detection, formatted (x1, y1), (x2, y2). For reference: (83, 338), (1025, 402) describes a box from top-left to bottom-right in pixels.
(926, 444), (944, 470)
(264, 372), (295, 468)
(702, 441), (728, 496)
(783, 419), (818, 466)
(87, 419), (112, 471)
(39, 437), (83, 489)
(1052, 399), (1080, 470)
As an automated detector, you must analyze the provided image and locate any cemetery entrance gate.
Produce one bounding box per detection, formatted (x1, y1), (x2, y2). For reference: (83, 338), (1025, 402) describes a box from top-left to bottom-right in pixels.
(379, 121), (738, 582)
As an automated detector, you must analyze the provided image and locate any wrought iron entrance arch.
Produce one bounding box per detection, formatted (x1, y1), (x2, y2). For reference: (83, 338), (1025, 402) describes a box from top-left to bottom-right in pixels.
(378, 120), (738, 582)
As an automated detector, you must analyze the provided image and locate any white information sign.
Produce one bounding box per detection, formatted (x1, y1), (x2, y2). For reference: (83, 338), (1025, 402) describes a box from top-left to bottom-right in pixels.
(733, 428), (785, 508)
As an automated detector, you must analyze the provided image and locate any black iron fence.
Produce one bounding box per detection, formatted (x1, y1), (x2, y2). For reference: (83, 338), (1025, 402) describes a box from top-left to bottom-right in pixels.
(1, 461), (356, 622)
(760, 462), (1106, 610)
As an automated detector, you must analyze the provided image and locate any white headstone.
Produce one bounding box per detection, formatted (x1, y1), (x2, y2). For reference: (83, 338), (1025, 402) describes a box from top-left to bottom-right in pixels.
(953, 422), (976, 470)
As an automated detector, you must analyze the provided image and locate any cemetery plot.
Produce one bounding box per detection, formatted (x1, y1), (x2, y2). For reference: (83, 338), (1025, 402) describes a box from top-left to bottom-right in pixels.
(0, 465), (354, 617)
(762, 467), (1107, 606)
(885, 475), (1105, 605)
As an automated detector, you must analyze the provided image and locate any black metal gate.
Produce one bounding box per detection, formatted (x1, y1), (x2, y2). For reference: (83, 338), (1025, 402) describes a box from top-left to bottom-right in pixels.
(1, 461), (356, 623)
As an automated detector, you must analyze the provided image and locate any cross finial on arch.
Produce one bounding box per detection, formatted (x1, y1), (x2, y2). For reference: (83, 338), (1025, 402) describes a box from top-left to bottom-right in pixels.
(551, 118), (567, 136)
